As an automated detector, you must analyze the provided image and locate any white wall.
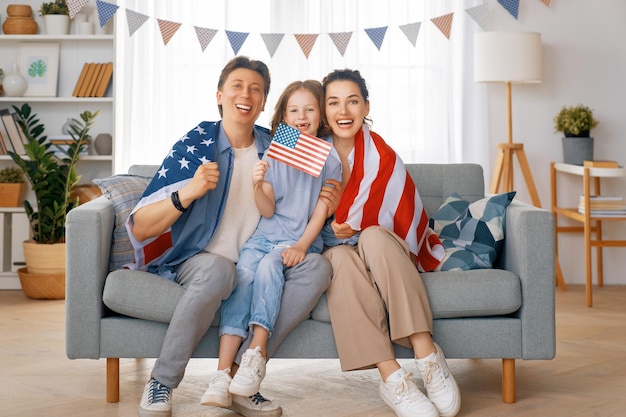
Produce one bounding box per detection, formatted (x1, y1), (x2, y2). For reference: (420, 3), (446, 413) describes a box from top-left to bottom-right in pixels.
(483, 0), (626, 285)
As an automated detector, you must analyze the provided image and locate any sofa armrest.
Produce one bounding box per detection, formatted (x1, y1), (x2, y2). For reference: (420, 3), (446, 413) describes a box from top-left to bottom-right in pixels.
(499, 200), (556, 360)
(66, 196), (115, 359)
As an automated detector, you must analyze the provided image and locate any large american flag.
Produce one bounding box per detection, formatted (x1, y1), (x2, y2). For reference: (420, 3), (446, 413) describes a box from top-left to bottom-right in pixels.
(126, 121), (217, 273)
(334, 126), (444, 272)
(266, 123), (332, 177)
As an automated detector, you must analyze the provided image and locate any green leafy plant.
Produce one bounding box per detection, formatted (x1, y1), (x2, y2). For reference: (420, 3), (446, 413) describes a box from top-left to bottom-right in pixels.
(0, 167), (25, 183)
(39, 0), (69, 15)
(553, 104), (599, 137)
(9, 103), (99, 244)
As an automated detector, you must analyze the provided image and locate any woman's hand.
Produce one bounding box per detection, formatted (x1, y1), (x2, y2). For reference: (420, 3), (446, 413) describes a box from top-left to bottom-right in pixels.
(331, 220), (358, 239)
(320, 179), (343, 216)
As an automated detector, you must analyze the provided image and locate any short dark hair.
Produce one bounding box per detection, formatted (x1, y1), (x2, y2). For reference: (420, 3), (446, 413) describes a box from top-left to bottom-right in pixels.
(217, 56), (271, 117)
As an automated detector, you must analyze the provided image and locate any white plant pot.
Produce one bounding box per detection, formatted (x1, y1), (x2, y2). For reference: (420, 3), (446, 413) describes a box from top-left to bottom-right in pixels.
(44, 15), (70, 35)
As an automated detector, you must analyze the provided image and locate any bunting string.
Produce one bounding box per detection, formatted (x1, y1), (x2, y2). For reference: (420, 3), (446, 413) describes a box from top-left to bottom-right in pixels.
(77, 0), (550, 58)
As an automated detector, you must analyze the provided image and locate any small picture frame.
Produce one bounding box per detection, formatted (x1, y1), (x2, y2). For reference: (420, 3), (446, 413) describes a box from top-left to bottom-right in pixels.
(17, 43), (60, 97)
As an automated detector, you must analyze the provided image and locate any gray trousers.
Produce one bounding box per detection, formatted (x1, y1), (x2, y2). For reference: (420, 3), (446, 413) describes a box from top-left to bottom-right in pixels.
(152, 251), (332, 388)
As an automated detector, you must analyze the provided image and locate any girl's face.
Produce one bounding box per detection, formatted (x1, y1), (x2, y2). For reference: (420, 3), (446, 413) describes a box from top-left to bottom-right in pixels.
(216, 68), (266, 126)
(324, 80), (370, 141)
(282, 89), (321, 136)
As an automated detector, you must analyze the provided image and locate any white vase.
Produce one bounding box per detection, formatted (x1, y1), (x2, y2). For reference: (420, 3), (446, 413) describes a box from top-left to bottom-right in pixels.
(61, 118), (72, 135)
(44, 14), (70, 35)
(3, 63), (28, 97)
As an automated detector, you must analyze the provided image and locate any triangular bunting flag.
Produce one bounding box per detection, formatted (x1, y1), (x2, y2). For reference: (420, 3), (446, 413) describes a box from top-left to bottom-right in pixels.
(465, 4), (489, 30)
(294, 34), (318, 59)
(66, 0), (89, 19)
(364, 26), (388, 51)
(329, 32), (352, 56)
(431, 13), (454, 39)
(498, 0), (520, 19)
(157, 19), (182, 46)
(126, 9), (149, 37)
(261, 33), (285, 57)
(226, 31), (249, 55)
(539, 0), (550, 6)
(194, 27), (218, 52)
(399, 22), (421, 47)
(96, 0), (118, 27)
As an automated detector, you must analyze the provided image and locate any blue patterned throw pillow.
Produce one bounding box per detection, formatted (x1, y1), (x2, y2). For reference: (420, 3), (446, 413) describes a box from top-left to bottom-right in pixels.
(428, 192), (516, 271)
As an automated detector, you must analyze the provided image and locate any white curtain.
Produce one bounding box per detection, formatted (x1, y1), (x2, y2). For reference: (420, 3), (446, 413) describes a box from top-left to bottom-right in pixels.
(114, 0), (488, 173)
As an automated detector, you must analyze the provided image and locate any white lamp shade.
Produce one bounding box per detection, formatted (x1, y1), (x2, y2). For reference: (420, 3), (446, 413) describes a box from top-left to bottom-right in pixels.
(474, 31), (543, 83)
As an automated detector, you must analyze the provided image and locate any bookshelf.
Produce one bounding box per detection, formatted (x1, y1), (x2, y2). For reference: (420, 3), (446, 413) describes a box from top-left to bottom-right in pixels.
(0, 2), (116, 287)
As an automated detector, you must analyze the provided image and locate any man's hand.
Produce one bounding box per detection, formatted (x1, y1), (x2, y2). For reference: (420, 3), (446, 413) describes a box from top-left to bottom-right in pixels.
(180, 162), (220, 203)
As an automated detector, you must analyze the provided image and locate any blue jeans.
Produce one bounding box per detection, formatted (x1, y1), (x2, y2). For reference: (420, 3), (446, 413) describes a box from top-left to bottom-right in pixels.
(220, 235), (318, 338)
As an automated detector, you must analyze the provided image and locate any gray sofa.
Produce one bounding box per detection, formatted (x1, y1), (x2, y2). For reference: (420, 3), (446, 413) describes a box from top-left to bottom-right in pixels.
(66, 163), (555, 405)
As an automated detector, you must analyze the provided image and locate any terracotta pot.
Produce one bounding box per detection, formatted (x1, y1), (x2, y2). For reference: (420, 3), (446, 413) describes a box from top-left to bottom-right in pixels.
(0, 183), (27, 207)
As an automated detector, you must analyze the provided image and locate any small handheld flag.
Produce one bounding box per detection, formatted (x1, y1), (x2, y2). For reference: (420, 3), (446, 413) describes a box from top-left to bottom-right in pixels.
(266, 123), (332, 177)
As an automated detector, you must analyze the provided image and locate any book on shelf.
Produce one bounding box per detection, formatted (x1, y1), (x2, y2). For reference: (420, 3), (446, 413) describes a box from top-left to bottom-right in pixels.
(578, 194), (626, 215)
(77, 63), (97, 97)
(0, 113), (12, 154)
(0, 109), (26, 155)
(94, 62), (114, 97)
(87, 63), (104, 97)
(583, 160), (620, 168)
(72, 63), (91, 97)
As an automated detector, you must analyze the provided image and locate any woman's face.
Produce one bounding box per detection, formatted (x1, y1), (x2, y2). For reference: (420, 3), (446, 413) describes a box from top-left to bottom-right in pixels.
(216, 68), (266, 126)
(324, 80), (370, 141)
(283, 89), (321, 136)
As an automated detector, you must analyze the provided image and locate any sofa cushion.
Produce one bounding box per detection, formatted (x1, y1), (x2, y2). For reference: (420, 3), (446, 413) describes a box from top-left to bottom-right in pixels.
(103, 267), (521, 324)
(93, 175), (152, 271)
(430, 192), (516, 271)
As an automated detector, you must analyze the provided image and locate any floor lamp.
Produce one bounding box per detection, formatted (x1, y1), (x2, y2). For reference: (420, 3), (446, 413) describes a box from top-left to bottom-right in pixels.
(474, 32), (543, 208)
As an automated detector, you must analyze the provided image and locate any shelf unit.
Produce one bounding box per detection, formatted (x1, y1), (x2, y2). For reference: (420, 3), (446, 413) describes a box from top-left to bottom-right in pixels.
(551, 162), (626, 307)
(0, 6), (115, 287)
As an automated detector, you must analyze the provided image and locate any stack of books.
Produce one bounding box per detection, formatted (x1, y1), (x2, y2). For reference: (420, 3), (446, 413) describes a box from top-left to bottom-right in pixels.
(72, 62), (114, 97)
(578, 195), (626, 217)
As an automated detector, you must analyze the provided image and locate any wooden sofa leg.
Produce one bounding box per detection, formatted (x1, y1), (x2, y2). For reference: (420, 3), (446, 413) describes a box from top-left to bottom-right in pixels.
(107, 358), (120, 403)
(502, 358), (516, 403)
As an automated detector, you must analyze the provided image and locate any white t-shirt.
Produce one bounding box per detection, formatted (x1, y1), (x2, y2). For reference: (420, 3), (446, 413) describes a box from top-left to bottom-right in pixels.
(204, 143), (260, 262)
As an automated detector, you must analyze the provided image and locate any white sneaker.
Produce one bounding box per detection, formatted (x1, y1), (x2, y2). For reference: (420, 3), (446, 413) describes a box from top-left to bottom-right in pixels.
(231, 392), (283, 417)
(229, 346), (266, 397)
(379, 369), (438, 417)
(139, 377), (172, 417)
(201, 368), (232, 407)
(415, 343), (461, 417)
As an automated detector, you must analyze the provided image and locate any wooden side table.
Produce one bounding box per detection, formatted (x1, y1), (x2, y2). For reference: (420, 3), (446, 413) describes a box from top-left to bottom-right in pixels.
(551, 162), (626, 307)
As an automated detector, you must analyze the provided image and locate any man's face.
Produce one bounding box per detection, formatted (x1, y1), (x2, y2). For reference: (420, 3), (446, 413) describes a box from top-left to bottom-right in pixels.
(217, 68), (266, 126)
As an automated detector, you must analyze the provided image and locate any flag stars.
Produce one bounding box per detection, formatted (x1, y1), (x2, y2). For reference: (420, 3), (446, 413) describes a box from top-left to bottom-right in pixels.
(158, 166), (169, 178)
(194, 125), (206, 136)
(199, 156), (211, 164)
(178, 157), (190, 169)
(180, 134), (190, 142)
(186, 144), (198, 154)
(200, 138), (215, 147)
(167, 149), (176, 158)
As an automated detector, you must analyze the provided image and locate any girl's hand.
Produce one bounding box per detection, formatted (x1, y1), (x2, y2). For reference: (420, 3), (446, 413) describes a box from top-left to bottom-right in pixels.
(331, 220), (358, 239)
(253, 160), (270, 186)
(319, 179), (342, 215)
(282, 246), (306, 267)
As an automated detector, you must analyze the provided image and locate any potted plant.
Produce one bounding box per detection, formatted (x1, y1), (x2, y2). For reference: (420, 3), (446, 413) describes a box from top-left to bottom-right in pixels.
(39, 0), (70, 35)
(554, 104), (599, 165)
(0, 167), (27, 207)
(9, 103), (98, 279)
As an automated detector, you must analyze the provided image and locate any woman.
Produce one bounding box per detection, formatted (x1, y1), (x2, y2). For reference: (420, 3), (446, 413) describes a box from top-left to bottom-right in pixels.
(321, 69), (461, 417)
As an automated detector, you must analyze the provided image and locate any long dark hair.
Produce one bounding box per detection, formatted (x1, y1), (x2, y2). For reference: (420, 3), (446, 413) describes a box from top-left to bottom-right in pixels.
(321, 69), (372, 127)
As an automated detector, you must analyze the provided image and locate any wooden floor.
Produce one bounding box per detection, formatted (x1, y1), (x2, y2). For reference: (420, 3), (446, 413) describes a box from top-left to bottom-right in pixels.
(2, 284), (626, 417)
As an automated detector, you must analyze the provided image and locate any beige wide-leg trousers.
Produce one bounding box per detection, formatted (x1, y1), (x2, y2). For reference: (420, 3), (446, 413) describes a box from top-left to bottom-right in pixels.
(324, 226), (433, 371)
